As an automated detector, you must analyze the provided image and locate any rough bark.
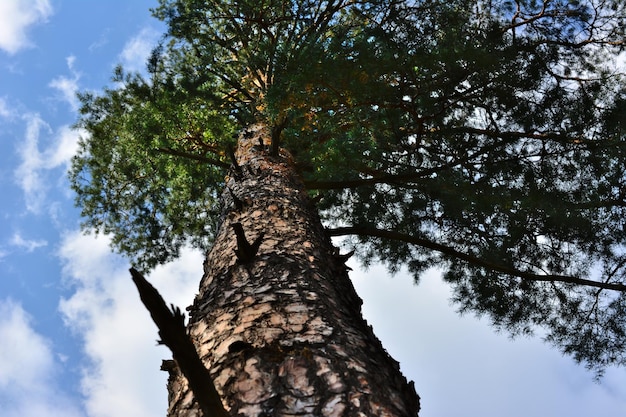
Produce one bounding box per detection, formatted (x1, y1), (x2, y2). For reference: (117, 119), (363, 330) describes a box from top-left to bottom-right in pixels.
(163, 124), (420, 417)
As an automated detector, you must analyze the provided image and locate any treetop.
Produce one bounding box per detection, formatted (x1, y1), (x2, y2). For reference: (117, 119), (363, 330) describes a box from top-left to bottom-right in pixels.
(72, 0), (626, 375)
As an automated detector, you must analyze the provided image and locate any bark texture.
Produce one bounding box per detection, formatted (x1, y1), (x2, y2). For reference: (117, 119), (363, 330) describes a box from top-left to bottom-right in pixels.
(164, 124), (420, 417)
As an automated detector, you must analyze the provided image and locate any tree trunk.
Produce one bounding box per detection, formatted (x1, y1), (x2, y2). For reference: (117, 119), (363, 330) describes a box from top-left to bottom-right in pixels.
(163, 124), (420, 417)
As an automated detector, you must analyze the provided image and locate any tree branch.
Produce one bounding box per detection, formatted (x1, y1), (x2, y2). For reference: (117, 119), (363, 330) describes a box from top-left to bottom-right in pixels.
(271, 117), (289, 157)
(327, 226), (626, 292)
(303, 124), (626, 191)
(156, 147), (230, 169)
(129, 268), (229, 417)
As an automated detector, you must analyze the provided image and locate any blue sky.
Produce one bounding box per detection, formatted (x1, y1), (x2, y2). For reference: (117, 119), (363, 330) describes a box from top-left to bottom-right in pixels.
(0, 1), (625, 416)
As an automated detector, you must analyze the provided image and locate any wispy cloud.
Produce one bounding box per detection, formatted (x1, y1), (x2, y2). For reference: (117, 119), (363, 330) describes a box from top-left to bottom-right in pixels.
(0, 0), (53, 55)
(58, 230), (202, 417)
(49, 56), (81, 112)
(14, 114), (49, 213)
(88, 28), (110, 52)
(0, 299), (84, 417)
(0, 96), (17, 119)
(118, 27), (161, 73)
(48, 124), (82, 168)
(10, 232), (47, 252)
(14, 115), (83, 213)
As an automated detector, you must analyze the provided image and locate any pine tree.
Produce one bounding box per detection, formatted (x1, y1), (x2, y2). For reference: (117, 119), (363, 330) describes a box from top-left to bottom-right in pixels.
(71, 0), (626, 414)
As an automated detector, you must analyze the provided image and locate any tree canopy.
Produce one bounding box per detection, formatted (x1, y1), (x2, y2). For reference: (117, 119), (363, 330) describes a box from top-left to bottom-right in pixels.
(71, 0), (626, 375)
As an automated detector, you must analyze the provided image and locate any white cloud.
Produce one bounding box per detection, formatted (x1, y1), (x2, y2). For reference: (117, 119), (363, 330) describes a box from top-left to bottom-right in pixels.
(14, 115), (83, 213)
(0, 96), (16, 119)
(0, 299), (53, 389)
(0, 299), (84, 417)
(58, 230), (202, 417)
(0, 0), (53, 55)
(119, 27), (160, 73)
(48, 124), (82, 167)
(350, 263), (626, 417)
(88, 29), (110, 52)
(14, 114), (48, 212)
(49, 56), (81, 112)
(10, 232), (47, 252)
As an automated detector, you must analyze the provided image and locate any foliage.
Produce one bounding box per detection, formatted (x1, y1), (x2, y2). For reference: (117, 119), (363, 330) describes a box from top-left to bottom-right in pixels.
(71, 0), (626, 375)
(73, 67), (236, 266)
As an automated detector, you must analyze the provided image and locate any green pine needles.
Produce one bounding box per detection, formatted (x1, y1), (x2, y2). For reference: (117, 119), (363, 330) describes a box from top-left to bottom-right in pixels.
(72, 0), (626, 376)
